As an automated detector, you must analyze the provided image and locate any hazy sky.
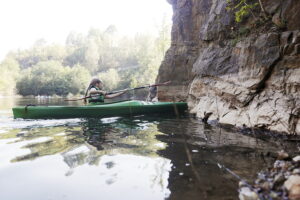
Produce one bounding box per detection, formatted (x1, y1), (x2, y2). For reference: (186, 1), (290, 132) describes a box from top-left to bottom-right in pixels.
(0, 0), (172, 61)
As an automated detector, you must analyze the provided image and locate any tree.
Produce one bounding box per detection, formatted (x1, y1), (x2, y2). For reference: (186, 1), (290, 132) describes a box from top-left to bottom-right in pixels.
(84, 38), (100, 74)
(98, 68), (120, 91)
(67, 64), (91, 94)
(66, 32), (85, 47)
(6, 22), (172, 97)
(155, 14), (171, 57)
(104, 25), (117, 35)
(63, 47), (86, 67)
(0, 57), (20, 94)
(16, 61), (90, 96)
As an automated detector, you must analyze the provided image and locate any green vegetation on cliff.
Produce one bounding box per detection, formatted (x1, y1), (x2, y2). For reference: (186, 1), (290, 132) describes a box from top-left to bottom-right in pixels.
(226, 0), (267, 23)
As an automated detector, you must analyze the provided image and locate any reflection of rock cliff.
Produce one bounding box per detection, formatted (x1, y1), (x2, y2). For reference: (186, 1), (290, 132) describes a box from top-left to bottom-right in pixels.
(157, 0), (300, 134)
(156, 117), (299, 199)
(157, 118), (297, 152)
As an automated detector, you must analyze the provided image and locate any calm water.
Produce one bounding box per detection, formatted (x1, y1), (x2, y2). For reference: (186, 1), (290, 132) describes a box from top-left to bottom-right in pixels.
(0, 97), (298, 200)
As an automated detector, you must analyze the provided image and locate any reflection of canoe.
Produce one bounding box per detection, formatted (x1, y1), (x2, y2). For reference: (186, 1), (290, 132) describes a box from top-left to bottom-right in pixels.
(12, 100), (188, 119)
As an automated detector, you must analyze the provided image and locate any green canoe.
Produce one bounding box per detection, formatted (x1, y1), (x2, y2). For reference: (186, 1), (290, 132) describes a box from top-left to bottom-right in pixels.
(12, 100), (188, 119)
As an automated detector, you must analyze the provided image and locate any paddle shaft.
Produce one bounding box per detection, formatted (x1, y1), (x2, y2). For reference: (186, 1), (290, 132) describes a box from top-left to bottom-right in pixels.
(65, 81), (170, 101)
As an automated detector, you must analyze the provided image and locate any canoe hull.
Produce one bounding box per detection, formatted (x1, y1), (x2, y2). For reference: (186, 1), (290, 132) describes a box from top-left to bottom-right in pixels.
(12, 101), (188, 119)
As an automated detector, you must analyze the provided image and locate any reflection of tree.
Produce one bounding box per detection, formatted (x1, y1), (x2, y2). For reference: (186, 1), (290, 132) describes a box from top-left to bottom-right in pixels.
(0, 126), (84, 162)
(81, 118), (166, 156)
(58, 117), (169, 173)
(0, 117), (168, 172)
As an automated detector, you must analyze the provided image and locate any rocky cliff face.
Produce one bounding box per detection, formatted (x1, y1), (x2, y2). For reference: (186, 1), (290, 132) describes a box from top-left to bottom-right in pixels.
(156, 0), (300, 134)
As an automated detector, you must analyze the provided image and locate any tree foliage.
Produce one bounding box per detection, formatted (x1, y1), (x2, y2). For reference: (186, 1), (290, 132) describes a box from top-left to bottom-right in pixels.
(1, 22), (171, 96)
(98, 68), (120, 91)
(0, 57), (20, 94)
(16, 61), (90, 96)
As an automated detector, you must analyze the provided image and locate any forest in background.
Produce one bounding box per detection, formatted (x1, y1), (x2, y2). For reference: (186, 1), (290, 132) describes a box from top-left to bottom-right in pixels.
(0, 20), (170, 96)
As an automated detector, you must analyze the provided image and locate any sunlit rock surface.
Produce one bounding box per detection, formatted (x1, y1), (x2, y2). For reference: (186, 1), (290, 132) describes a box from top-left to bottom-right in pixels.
(157, 0), (300, 134)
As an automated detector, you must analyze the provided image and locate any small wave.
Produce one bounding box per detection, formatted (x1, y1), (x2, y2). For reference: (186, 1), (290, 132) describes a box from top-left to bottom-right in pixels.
(0, 118), (82, 129)
(0, 110), (11, 114)
(0, 130), (7, 134)
(101, 117), (121, 124)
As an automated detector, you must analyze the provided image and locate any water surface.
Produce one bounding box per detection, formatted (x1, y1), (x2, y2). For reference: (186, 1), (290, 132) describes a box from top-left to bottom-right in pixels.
(0, 97), (298, 200)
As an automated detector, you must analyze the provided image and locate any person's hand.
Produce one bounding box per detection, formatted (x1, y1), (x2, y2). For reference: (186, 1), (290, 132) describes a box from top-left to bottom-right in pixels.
(116, 91), (125, 96)
(99, 90), (107, 95)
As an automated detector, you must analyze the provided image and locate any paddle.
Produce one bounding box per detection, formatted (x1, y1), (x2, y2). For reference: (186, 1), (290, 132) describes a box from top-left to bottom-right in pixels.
(64, 81), (171, 101)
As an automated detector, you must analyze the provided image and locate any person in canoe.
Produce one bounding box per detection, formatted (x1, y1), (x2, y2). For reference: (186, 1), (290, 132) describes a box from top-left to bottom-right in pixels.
(84, 78), (126, 104)
(147, 86), (158, 102)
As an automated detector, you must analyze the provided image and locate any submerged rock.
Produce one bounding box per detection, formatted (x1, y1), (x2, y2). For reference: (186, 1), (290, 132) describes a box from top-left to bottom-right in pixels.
(277, 150), (290, 160)
(239, 152), (300, 199)
(293, 156), (300, 162)
(239, 187), (258, 200)
(285, 175), (300, 200)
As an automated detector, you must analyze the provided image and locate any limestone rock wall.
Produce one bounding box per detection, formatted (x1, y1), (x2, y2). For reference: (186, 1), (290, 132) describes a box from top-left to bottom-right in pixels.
(156, 0), (300, 134)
